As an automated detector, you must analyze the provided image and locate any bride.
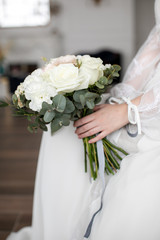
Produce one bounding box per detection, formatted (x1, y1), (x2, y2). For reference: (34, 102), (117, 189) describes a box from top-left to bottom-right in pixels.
(7, 0), (160, 239)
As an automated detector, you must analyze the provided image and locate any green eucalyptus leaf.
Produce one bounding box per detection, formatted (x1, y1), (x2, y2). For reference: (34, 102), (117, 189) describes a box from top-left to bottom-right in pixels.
(108, 79), (113, 84)
(73, 91), (80, 103)
(64, 98), (75, 113)
(99, 76), (108, 85)
(70, 109), (79, 121)
(86, 100), (95, 109)
(85, 92), (99, 99)
(39, 102), (53, 115)
(112, 72), (119, 77)
(55, 113), (71, 126)
(104, 69), (112, 77)
(12, 94), (18, 105)
(95, 82), (105, 89)
(70, 109), (82, 119)
(73, 90), (87, 102)
(74, 102), (83, 109)
(43, 110), (55, 123)
(62, 117), (70, 126)
(51, 118), (63, 134)
(79, 95), (86, 108)
(39, 124), (48, 131)
(113, 64), (121, 71)
(53, 95), (66, 113)
(62, 113), (71, 119)
(55, 111), (63, 118)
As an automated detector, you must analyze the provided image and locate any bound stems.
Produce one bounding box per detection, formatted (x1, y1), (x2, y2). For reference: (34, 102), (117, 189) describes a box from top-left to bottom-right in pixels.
(83, 136), (128, 180)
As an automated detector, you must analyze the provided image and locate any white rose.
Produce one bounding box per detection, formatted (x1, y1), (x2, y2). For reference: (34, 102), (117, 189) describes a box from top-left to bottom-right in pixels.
(23, 69), (57, 112)
(78, 55), (104, 85)
(48, 63), (81, 93)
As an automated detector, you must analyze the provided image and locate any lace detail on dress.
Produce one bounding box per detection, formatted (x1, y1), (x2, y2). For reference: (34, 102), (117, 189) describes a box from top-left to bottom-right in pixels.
(110, 83), (141, 100)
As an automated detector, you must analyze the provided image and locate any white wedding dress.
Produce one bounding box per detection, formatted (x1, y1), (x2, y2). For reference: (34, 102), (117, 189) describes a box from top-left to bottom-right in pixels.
(7, 0), (160, 239)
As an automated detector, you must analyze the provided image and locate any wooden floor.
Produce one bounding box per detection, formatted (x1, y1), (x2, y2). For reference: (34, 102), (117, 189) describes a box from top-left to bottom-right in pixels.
(0, 107), (42, 239)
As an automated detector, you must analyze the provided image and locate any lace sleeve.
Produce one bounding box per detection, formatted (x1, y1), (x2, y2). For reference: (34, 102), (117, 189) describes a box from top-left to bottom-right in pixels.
(110, 26), (160, 139)
(111, 61), (160, 121)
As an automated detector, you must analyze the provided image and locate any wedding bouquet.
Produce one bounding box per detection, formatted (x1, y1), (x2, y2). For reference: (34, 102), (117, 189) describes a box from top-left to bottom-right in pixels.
(0, 55), (128, 180)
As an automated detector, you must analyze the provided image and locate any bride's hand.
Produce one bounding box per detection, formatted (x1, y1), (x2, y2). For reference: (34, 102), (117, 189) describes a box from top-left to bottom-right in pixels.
(74, 103), (129, 143)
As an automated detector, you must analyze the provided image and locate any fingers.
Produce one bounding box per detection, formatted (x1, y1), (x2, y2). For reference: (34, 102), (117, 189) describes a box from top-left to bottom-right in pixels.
(88, 131), (107, 143)
(74, 114), (95, 128)
(77, 126), (101, 139)
(74, 104), (106, 128)
(75, 121), (96, 135)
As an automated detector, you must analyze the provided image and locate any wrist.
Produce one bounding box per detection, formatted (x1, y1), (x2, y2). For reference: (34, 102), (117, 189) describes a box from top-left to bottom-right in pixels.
(121, 103), (129, 125)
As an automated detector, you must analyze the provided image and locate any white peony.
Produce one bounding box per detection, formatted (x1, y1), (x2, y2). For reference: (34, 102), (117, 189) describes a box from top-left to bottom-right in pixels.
(23, 69), (57, 112)
(47, 63), (81, 93)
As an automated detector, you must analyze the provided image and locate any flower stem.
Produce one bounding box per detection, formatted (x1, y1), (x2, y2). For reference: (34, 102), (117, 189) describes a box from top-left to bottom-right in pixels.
(92, 142), (98, 178)
(103, 138), (128, 156)
(104, 147), (117, 173)
(103, 139), (122, 160)
(85, 137), (96, 180)
(104, 143), (120, 169)
(83, 138), (87, 172)
(105, 156), (114, 175)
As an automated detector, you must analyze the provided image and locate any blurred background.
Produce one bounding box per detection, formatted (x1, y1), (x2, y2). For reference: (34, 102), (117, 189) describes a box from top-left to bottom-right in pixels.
(0, 0), (155, 239)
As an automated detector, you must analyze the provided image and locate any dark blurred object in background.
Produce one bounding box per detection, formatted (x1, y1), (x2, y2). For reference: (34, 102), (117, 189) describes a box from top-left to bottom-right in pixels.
(7, 63), (38, 93)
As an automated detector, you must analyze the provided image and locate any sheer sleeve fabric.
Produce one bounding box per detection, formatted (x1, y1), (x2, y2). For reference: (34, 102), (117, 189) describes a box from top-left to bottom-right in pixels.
(110, 26), (160, 139)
